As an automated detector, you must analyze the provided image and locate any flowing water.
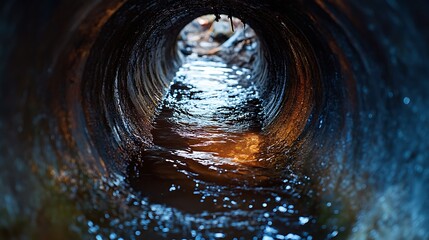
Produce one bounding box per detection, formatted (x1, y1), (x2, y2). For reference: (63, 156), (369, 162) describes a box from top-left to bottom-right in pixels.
(125, 56), (341, 238)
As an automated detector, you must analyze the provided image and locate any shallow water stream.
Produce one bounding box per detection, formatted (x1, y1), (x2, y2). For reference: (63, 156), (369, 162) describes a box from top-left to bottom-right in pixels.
(125, 56), (341, 238)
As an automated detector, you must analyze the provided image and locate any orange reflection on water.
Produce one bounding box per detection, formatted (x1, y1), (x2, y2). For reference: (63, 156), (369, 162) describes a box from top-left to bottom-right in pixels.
(189, 132), (262, 166)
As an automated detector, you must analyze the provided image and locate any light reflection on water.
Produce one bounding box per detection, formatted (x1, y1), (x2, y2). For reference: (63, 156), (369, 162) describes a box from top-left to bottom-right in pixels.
(123, 56), (341, 238)
(159, 57), (263, 168)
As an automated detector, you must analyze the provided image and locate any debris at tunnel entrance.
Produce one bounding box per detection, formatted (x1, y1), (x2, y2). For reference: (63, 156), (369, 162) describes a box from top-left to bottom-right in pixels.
(177, 14), (258, 67)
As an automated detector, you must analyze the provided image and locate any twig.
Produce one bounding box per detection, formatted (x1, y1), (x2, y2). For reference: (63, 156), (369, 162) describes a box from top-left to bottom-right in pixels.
(229, 15), (234, 32)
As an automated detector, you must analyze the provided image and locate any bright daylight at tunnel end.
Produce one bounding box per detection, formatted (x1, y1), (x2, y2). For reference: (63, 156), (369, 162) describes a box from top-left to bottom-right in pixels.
(0, 0), (429, 239)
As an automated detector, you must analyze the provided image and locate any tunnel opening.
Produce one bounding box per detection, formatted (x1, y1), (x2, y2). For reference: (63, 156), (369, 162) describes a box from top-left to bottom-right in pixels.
(176, 14), (258, 63)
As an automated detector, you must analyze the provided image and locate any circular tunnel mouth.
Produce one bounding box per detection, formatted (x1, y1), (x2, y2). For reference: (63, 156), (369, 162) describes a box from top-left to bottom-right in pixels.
(177, 14), (258, 58)
(80, 0), (355, 237)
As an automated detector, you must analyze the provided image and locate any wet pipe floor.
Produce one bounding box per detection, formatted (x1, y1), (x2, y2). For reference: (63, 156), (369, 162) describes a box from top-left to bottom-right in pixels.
(126, 56), (343, 238)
